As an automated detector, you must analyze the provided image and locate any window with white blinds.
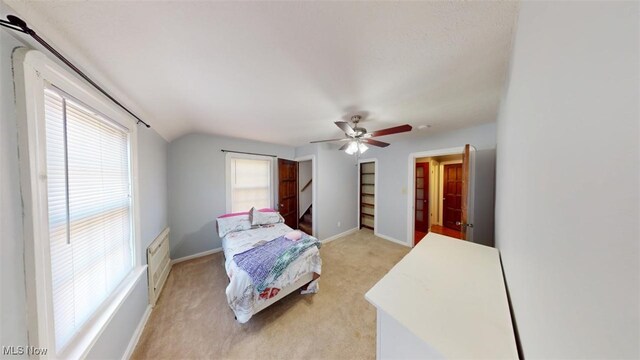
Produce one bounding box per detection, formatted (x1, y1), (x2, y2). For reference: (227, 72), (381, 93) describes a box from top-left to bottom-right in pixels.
(44, 88), (133, 352)
(228, 157), (272, 212)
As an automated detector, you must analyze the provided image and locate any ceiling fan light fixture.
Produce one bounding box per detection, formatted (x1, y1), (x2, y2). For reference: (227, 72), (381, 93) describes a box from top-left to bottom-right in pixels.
(312, 114), (411, 154)
(345, 141), (358, 155)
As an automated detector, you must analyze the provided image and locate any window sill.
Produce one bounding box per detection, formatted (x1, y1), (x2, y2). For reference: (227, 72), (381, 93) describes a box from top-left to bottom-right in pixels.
(58, 265), (147, 360)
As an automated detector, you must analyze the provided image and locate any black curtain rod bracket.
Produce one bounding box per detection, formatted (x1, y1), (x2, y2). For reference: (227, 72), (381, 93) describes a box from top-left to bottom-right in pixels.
(0, 15), (151, 129)
(221, 150), (277, 158)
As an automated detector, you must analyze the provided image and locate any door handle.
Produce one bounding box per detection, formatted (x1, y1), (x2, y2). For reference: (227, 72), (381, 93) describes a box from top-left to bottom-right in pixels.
(456, 221), (474, 228)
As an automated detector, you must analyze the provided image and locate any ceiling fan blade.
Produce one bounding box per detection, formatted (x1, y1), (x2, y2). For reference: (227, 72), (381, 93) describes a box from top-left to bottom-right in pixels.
(335, 121), (355, 136)
(339, 142), (352, 151)
(310, 138), (350, 144)
(362, 138), (390, 147)
(368, 124), (412, 137)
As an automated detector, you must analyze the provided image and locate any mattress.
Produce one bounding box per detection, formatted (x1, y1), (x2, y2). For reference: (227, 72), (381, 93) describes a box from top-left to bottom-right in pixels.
(222, 223), (321, 323)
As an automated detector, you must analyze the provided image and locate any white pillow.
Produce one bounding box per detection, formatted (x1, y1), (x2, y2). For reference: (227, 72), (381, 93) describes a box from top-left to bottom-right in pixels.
(250, 207), (283, 226)
(216, 214), (251, 238)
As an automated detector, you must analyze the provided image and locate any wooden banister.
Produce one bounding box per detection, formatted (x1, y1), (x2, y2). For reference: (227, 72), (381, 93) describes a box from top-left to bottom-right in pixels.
(301, 179), (312, 192)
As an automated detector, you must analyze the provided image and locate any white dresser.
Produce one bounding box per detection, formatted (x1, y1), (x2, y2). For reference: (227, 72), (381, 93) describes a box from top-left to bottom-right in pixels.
(365, 233), (518, 359)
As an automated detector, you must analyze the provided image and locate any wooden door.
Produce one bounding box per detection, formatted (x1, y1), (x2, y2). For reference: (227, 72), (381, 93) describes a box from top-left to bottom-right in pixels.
(415, 162), (429, 232)
(278, 159), (298, 229)
(443, 163), (463, 231)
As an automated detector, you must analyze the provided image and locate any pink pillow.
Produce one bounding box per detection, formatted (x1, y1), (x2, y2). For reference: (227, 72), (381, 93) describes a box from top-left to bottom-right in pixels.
(285, 230), (303, 241)
(218, 208), (276, 219)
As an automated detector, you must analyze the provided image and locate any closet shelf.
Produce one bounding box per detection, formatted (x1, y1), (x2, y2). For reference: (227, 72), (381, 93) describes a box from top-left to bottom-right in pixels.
(361, 162), (376, 231)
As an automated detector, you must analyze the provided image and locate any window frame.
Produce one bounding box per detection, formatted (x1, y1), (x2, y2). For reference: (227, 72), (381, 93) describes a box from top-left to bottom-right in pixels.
(14, 48), (145, 359)
(225, 152), (275, 213)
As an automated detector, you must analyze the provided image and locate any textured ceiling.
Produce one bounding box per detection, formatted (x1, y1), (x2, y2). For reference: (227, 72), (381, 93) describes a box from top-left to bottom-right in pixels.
(4, 1), (518, 145)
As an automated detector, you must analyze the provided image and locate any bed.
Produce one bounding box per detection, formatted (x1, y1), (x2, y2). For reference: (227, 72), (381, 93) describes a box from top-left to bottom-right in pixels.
(217, 209), (322, 323)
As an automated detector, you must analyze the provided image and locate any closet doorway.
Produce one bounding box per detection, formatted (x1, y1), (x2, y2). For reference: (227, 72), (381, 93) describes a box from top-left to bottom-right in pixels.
(414, 162), (429, 240)
(358, 160), (377, 231)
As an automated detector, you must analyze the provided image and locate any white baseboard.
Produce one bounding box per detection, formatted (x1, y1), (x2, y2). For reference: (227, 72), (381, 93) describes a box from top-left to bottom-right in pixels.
(121, 304), (151, 360)
(321, 227), (358, 244)
(375, 232), (412, 248)
(171, 247), (223, 265)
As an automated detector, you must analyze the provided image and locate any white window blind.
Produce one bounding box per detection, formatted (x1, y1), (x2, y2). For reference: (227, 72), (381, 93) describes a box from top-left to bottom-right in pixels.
(44, 88), (133, 352)
(229, 157), (272, 212)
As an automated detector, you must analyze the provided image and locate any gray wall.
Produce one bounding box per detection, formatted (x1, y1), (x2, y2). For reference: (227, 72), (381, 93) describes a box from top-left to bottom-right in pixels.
(0, 28), (169, 358)
(495, 2), (639, 358)
(314, 143), (359, 239)
(295, 143), (359, 241)
(137, 128), (169, 263)
(1, 29), (29, 359)
(167, 134), (359, 260)
(362, 123), (497, 246)
(85, 276), (149, 359)
(167, 133), (295, 258)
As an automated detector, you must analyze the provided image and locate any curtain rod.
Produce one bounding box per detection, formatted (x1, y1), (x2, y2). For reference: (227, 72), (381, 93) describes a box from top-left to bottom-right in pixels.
(0, 15), (151, 129)
(221, 149), (277, 158)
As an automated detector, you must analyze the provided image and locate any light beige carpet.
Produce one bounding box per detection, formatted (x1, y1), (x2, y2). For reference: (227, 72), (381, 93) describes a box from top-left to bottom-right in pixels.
(132, 229), (409, 360)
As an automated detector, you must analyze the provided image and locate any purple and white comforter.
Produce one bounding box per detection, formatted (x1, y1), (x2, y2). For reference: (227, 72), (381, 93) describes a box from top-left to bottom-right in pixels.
(222, 223), (322, 323)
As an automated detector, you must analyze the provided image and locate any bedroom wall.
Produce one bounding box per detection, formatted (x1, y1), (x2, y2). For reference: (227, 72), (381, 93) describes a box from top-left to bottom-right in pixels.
(363, 122), (497, 247)
(167, 133), (295, 259)
(0, 24), (169, 359)
(295, 143), (359, 240)
(315, 143), (359, 239)
(495, 2), (639, 358)
(138, 127), (170, 263)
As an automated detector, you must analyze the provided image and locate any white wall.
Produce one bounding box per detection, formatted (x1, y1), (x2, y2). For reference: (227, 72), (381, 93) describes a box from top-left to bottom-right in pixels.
(0, 26), (169, 358)
(362, 123), (497, 247)
(495, 2), (639, 358)
(298, 160), (312, 216)
(167, 133), (295, 258)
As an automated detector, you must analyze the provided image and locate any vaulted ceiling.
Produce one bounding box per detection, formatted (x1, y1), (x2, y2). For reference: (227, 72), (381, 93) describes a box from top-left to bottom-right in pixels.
(4, 1), (518, 145)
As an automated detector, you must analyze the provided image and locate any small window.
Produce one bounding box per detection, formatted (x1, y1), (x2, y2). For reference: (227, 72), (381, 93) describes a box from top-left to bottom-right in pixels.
(44, 87), (134, 351)
(226, 154), (273, 212)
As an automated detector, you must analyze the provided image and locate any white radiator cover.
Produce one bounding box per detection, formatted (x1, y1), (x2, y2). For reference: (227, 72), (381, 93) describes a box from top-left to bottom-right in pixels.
(147, 227), (172, 306)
